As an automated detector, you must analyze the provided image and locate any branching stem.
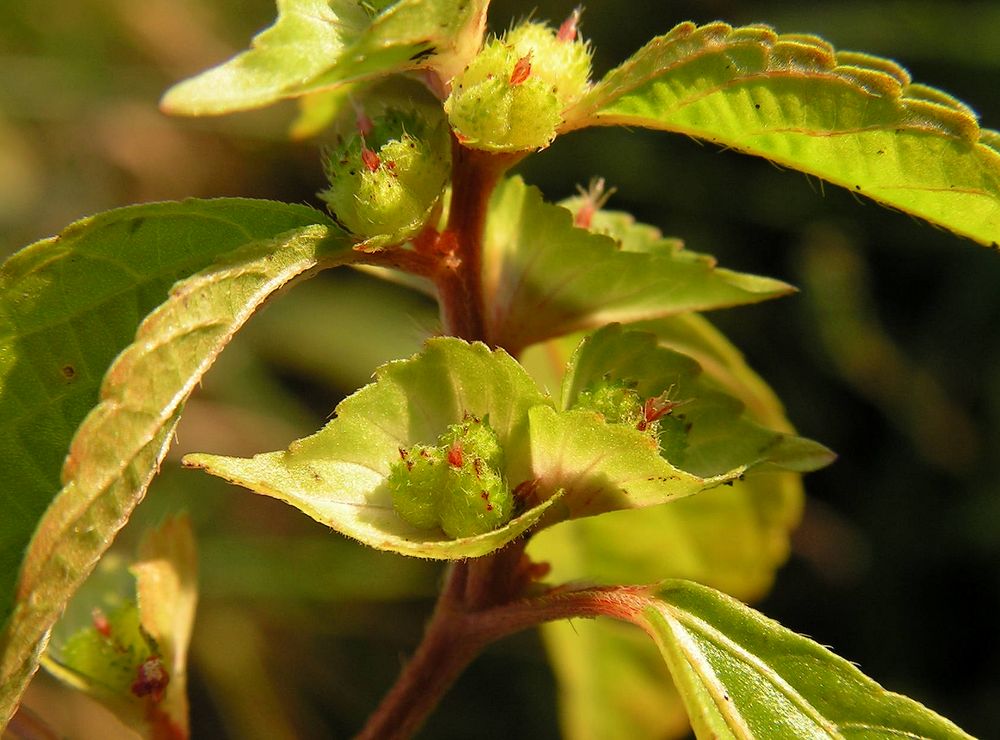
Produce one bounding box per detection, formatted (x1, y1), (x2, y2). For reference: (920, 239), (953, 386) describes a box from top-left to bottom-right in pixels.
(355, 139), (632, 739)
(355, 560), (651, 740)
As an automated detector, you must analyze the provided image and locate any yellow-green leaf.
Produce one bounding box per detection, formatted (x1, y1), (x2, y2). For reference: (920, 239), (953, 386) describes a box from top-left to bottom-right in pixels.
(0, 202), (351, 725)
(161, 0), (488, 116)
(639, 580), (973, 739)
(565, 22), (1000, 247)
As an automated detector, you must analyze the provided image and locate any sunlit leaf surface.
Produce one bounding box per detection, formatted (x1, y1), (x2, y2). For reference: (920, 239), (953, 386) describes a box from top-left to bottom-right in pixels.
(162, 0), (487, 116)
(482, 177), (793, 353)
(565, 22), (1000, 246)
(184, 338), (561, 559)
(0, 200), (347, 724)
(640, 580), (973, 739)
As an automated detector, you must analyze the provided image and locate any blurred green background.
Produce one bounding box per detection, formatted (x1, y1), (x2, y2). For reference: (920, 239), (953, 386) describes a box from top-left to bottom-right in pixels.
(3, 1), (999, 737)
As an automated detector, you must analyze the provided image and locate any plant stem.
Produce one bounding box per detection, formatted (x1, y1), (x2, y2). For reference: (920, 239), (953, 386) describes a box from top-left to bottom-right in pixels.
(436, 139), (522, 341)
(355, 562), (652, 740)
(356, 141), (546, 739)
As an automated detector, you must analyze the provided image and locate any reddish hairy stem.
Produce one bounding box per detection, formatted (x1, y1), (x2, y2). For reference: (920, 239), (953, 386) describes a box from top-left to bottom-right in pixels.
(436, 139), (522, 341)
(355, 571), (653, 740)
(357, 140), (537, 739)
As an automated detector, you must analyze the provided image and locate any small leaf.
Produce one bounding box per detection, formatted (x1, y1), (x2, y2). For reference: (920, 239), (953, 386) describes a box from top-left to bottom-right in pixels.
(481, 177), (793, 354)
(560, 324), (833, 477)
(527, 314), (805, 599)
(41, 515), (197, 739)
(638, 579), (973, 739)
(183, 338), (561, 559)
(564, 22), (1000, 247)
(161, 0), (488, 116)
(130, 515), (198, 737)
(0, 202), (351, 724)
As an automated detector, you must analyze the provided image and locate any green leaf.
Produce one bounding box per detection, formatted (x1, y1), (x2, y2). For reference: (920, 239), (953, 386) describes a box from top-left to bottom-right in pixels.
(560, 324), (833, 477)
(541, 617), (690, 740)
(481, 177), (793, 354)
(183, 338), (561, 559)
(629, 313), (794, 431)
(565, 22), (1000, 247)
(0, 200), (350, 724)
(42, 515), (197, 739)
(639, 579), (973, 739)
(527, 314), (805, 599)
(161, 0), (488, 116)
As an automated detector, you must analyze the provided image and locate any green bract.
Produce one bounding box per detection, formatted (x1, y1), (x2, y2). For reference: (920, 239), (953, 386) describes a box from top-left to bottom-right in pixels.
(320, 108), (451, 244)
(445, 19), (592, 151)
(59, 601), (160, 698)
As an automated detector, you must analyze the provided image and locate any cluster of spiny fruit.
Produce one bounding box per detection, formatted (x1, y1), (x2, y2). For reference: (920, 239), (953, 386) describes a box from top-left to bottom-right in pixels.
(388, 415), (515, 538)
(320, 9), (592, 239)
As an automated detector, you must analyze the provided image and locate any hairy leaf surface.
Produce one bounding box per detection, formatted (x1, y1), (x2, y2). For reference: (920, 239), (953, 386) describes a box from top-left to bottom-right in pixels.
(161, 0), (487, 116)
(0, 201), (347, 724)
(184, 339), (561, 559)
(560, 324), (833, 478)
(482, 177), (792, 353)
(528, 315), (805, 598)
(565, 22), (1000, 246)
(639, 580), (973, 739)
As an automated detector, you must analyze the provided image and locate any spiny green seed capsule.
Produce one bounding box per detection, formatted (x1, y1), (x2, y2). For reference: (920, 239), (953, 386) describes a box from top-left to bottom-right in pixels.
(389, 445), (446, 530)
(439, 414), (504, 470)
(575, 378), (645, 429)
(445, 12), (592, 151)
(388, 417), (514, 537)
(574, 378), (689, 460)
(320, 108), (450, 242)
(438, 460), (512, 538)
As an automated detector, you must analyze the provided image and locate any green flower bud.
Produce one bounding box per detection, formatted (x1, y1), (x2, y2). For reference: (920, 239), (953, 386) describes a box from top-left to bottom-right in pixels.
(389, 445), (446, 530)
(437, 461), (513, 538)
(506, 18), (591, 106)
(320, 108), (451, 243)
(574, 377), (690, 458)
(445, 14), (592, 152)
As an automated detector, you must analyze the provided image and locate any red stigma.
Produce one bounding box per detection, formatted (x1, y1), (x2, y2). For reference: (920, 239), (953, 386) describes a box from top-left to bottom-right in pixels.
(355, 111), (374, 138)
(638, 390), (686, 430)
(557, 7), (582, 43)
(447, 441), (463, 468)
(510, 53), (532, 86)
(574, 177), (615, 229)
(92, 607), (111, 638)
(361, 144), (381, 172)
